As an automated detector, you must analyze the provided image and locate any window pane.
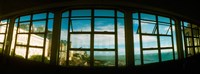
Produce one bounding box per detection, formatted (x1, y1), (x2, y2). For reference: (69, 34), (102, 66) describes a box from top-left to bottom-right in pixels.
(69, 51), (90, 66)
(186, 38), (193, 46)
(32, 21), (46, 33)
(0, 19), (8, 24)
(132, 13), (138, 19)
(48, 19), (54, 31)
(183, 22), (190, 27)
(18, 22), (30, 33)
(28, 48), (43, 62)
(0, 25), (7, 33)
(184, 27), (192, 36)
(188, 47), (194, 56)
(72, 10), (91, 16)
(20, 15), (31, 21)
(48, 13), (54, 18)
(195, 47), (199, 54)
(30, 34), (44, 46)
(59, 51), (67, 66)
(33, 13), (47, 20)
(117, 11), (124, 17)
(142, 36), (157, 48)
(71, 34), (90, 48)
(159, 23), (171, 35)
(193, 29), (199, 37)
(70, 18), (91, 32)
(141, 21), (156, 34)
(94, 51), (115, 66)
(95, 18), (114, 32)
(143, 50), (159, 64)
(158, 16), (170, 23)
(15, 46), (27, 58)
(0, 34), (5, 42)
(160, 36), (172, 47)
(161, 49), (173, 61)
(94, 10), (114, 16)
(194, 38), (199, 46)
(94, 34), (114, 49)
(16, 34), (28, 45)
(141, 13), (156, 21)
(62, 11), (69, 17)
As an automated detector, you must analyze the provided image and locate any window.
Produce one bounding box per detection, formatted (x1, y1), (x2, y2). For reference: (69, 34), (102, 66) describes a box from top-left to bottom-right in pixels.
(0, 19), (9, 54)
(10, 12), (54, 63)
(59, 9), (125, 67)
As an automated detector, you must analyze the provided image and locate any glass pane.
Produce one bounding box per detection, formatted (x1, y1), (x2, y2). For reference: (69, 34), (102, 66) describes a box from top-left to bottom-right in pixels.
(183, 22), (191, 27)
(0, 44), (3, 53)
(142, 36), (157, 48)
(0, 25), (7, 33)
(18, 22), (30, 33)
(32, 21), (46, 33)
(20, 15), (31, 21)
(94, 51), (115, 66)
(186, 38), (193, 46)
(117, 11), (124, 17)
(132, 13), (138, 19)
(159, 23), (171, 35)
(28, 48), (44, 62)
(48, 19), (53, 31)
(184, 27), (192, 36)
(160, 36), (172, 47)
(195, 47), (199, 54)
(188, 47), (194, 56)
(143, 50), (159, 64)
(94, 10), (114, 16)
(141, 21), (156, 34)
(70, 18), (91, 32)
(15, 46), (27, 58)
(194, 38), (199, 46)
(94, 34), (114, 49)
(33, 13), (47, 20)
(161, 49), (173, 61)
(16, 34), (28, 45)
(193, 29), (199, 37)
(15, 18), (19, 22)
(118, 18), (125, 66)
(95, 18), (114, 32)
(0, 19), (8, 24)
(71, 34), (90, 48)
(158, 16), (170, 23)
(60, 18), (68, 49)
(48, 13), (54, 18)
(141, 13), (156, 21)
(0, 34), (5, 42)
(72, 10), (91, 16)
(30, 34), (44, 46)
(59, 51), (67, 66)
(69, 51), (90, 66)
(62, 11), (69, 17)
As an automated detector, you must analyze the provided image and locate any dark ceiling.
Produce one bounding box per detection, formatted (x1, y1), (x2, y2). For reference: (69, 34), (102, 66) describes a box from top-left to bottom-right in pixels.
(0, 0), (199, 23)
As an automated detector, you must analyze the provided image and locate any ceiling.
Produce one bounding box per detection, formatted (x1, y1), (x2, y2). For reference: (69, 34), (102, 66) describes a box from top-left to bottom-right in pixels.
(0, 0), (199, 23)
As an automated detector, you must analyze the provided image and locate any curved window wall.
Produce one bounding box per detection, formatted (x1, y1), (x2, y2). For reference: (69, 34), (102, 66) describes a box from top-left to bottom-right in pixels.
(0, 8), (199, 67)
(9, 12), (54, 63)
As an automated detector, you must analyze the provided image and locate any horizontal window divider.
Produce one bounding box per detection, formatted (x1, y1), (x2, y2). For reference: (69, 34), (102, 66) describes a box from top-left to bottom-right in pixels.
(158, 21), (171, 24)
(17, 33), (30, 34)
(94, 49), (115, 51)
(186, 46), (195, 48)
(69, 48), (90, 51)
(0, 24), (7, 25)
(185, 36), (193, 38)
(160, 47), (173, 49)
(69, 32), (91, 34)
(32, 19), (48, 21)
(140, 33), (172, 36)
(0, 42), (4, 44)
(29, 32), (46, 34)
(94, 32), (115, 34)
(0, 33), (6, 34)
(15, 44), (28, 47)
(140, 19), (156, 22)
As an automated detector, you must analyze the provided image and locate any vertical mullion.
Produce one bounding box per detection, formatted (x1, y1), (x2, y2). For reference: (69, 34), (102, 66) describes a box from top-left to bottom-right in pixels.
(26, 15), (33, 59)
(66, 10), (71, 66)
(191, 24), (195, 55)
(138, 13), (143, 65)
(156, 15), (161, 62)
(170, 19), (175, 60)
(90, 9), (94, 67)
(114, 10), (118, 67)
(42, 12), (48, 63)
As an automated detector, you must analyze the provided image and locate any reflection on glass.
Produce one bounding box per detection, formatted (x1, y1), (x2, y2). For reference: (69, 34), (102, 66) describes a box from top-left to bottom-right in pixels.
(142, 36), (157, 48)
(94, 10), (114, 16)
(72, 10), (91, 16)
(33, 13), (47, 20)
(28, 48), (44, 62)
(71, 34), (90, 48)
(94, 51), (115, 66)
(141, 13), (156, 21)
(143, 50), (159, 64)
(69, 51), (90, 66)
(95, 18), (114, 32)
(141, 21), (156, 34)
(94, 34), (114, 49)
(15, 46), (26, 58)
(0, 34), (5, 42)
(30, 34), (44, 46)
(20, 15), (31, 21)
(71, 18), (91, 32)
(32, 21), (46, 32)
(161, 49), (173, 61)
(18, 22), (30, 33)
(16, 34), (28, 45)
(160, 36), (172, 47)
